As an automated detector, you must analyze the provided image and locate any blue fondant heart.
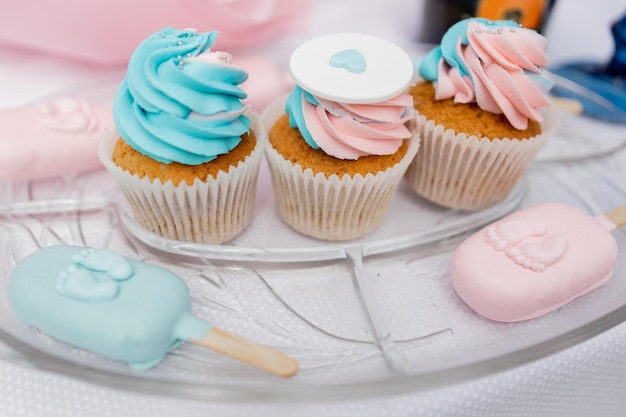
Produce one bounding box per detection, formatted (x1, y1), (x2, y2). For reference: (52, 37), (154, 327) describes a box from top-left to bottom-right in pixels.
(329, 49), (366, 74)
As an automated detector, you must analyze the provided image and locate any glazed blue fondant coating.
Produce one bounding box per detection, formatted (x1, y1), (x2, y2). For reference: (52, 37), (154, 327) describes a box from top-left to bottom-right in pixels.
(113, 27), (250, 165)
(8, 245), (212, 369)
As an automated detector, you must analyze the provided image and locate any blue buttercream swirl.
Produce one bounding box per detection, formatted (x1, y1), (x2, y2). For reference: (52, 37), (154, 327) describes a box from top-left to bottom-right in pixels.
(285, 85), (320, 149)
(113, 28), (250, 165)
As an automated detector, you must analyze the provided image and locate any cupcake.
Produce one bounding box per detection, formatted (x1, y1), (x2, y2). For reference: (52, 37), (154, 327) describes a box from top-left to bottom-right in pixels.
(405, 18), (559, 211)
(99, 28), (265, 244)
(263, 33), (420, 241)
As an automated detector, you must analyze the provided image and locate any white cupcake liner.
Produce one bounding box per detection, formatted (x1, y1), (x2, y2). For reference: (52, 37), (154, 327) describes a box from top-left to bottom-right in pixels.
(98, 114), (266, 244)
(404, 107), (559, 211)
(262, 96), (420, 241)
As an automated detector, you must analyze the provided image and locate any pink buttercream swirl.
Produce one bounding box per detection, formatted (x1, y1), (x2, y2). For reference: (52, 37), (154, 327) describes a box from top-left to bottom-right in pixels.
(434, 20), (551, 130)
(298, 92), (415, 160)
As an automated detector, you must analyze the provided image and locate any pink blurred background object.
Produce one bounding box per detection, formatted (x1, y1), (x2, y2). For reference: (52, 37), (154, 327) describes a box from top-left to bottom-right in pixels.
(238, 55), (293, 111)
(0, 0), (309, 67)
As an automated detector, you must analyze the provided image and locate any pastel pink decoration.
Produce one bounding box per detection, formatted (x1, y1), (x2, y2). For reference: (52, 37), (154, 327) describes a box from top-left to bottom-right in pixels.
(237, 55), (292, 112)
(0, 98), (112, 181)
(485, 218), (547, 251)
(451, 202), (619, 322)
(0, 0), (308, 66)
(436, 20), (551, 130)
(505, 234), (568, 272)
(300, 93), (414, 159)
(186, 52), (290, 113)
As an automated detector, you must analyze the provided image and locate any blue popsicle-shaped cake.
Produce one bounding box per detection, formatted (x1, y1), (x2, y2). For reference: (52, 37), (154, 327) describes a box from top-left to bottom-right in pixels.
(8, 245), (298, 376)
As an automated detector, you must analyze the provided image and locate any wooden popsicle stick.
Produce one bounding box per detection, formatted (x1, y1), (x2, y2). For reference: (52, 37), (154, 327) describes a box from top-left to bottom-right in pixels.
(190, 327), (299, 378)
(551, 97), (584, 115)
(606, 204), (626, 229)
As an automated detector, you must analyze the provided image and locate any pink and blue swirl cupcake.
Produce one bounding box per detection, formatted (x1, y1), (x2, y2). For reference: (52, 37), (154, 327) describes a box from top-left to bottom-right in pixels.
(99, 27), (265, 244)
(406, 17), (559, 210)
(263, 33), (419, 241)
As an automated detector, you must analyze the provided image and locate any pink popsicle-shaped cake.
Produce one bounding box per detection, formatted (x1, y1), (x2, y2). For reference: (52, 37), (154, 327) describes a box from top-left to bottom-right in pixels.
(451, 202), (624, 322)
(0, 97), (111, 181)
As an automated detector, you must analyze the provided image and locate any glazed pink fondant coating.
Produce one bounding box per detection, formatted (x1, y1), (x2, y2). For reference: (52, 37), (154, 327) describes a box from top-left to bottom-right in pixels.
(299, 93), (414, 159)
(451, 202), (619, 322)
(0, 98), (112, 181)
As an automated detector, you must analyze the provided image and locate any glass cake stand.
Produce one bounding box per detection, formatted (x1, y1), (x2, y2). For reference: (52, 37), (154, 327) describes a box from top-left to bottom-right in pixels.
(0, 73), (625, 402)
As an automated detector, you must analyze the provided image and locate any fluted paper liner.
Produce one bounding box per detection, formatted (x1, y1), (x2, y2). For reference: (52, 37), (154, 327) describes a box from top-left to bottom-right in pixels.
(404, 107), (559, 211)
(98, 115), (265, 244)
(262, 97), (420, 241)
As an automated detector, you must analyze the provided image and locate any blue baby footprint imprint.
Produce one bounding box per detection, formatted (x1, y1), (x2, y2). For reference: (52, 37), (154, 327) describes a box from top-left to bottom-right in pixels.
(56, 264), (119, 302)
(72, 249), (134, 280)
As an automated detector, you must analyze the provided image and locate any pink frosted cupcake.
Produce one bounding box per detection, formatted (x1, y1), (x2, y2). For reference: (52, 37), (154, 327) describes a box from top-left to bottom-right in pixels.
(263, 33), (419, 241)
(405, 18), (559, 210)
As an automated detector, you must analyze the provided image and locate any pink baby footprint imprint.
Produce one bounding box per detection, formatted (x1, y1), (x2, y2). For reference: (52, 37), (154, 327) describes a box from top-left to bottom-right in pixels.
(485, 218), (547, 251)
(506, 234), (569, 272)
(38, 97), (98, 134)
(71, 249), (134, 281)
(56, 264), (119, 302)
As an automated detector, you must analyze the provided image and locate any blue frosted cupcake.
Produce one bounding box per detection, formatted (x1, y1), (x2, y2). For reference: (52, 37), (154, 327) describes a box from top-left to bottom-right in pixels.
(99, 28), (265, 244)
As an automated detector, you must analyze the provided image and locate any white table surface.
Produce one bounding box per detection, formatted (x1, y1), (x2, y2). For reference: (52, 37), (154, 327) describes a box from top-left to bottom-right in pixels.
(2, 1), (626, 416)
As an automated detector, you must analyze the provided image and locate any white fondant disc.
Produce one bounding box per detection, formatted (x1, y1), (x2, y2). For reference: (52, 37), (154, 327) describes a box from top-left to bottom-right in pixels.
(289, 33), (414, 104)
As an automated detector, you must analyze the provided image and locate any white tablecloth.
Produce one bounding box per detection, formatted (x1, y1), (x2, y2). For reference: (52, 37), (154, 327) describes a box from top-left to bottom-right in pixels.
(2, 1), (626, 416)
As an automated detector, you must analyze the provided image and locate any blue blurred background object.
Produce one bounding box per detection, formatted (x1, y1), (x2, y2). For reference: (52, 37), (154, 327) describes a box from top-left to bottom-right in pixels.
(550, 12), (626, 124)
